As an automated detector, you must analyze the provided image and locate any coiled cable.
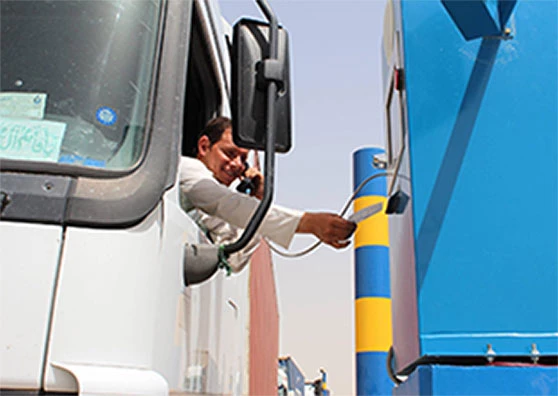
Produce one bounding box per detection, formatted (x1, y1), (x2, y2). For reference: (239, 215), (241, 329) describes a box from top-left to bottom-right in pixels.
(267, 171), (399, 258)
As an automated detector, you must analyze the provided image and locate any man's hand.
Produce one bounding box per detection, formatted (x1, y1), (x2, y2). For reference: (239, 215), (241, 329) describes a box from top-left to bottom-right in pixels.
(297, 212), (357, 249)
(244, 167), (264, 200)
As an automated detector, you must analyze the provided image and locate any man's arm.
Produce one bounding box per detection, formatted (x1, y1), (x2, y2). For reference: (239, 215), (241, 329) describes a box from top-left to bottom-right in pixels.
(297, 212), (356, 249)
(180, 157), (356, 250)
(180, 156), (302, 249)
(237, 165), (357, 248)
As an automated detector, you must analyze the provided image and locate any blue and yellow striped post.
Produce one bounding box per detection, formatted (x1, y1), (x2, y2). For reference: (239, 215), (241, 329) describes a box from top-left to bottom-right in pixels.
(353, 147), (393, 396)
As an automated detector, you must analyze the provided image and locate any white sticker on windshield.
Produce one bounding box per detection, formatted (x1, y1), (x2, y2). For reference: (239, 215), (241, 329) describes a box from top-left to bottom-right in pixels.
(0, 92), (47, 119)
(0, 117), (66, 163)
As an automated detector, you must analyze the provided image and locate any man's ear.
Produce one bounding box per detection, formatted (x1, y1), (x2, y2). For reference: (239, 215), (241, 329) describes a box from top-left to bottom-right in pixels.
(197, 135), (211, 158)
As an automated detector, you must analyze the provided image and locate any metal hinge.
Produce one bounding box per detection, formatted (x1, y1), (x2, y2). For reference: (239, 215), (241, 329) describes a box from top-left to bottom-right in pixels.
(394, 68), (404, 91)
(0, 191), (11, 214)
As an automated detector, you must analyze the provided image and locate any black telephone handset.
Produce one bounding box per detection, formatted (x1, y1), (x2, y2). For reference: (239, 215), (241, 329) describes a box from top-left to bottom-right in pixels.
(236, 162), (256, 195)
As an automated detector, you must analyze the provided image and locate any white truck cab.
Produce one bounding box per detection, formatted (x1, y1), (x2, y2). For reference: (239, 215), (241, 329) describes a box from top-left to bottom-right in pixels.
(0, 0), (291, 394)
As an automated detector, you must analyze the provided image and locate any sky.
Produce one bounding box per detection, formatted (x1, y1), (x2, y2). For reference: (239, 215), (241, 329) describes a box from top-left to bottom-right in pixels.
(221, 1), (388, 394)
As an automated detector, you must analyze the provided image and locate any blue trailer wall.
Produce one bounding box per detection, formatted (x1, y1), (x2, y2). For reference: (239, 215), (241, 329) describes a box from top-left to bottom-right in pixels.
(385, 0), (558, 373)
(394, 365), (558, 396)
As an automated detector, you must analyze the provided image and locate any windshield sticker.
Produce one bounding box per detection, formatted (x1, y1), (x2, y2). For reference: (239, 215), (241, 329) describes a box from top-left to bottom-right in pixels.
(0, 117), (66, 163)
(0, 92), (47, 119)
(58, 154), (106, 168)
(96, 106), (118, 126)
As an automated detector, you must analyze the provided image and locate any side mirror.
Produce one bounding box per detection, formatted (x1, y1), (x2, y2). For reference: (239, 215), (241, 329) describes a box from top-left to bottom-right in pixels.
(220, 2), (288, 262)
(231, 18), (292, 153)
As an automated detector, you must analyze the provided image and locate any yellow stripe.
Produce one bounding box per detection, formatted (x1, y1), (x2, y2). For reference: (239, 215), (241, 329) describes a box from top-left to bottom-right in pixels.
(354, 196), (389, 248)
(355, 297), (393, 352)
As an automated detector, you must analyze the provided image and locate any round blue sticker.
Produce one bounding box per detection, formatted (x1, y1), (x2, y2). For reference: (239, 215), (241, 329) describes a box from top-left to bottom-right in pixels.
(96, 106), (117, 126)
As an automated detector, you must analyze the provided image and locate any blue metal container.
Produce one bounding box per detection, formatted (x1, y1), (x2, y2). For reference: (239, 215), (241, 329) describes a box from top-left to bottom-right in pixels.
(393, 365), (558, 396)
(383, 0), (558, 374)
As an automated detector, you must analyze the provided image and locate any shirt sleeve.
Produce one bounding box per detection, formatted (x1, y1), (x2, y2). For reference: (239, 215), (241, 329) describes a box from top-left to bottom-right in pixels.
(179, 156), (303, 249)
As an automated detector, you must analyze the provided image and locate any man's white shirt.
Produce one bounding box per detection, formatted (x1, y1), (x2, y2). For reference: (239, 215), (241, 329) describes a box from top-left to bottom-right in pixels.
(179, 156), (303, 272)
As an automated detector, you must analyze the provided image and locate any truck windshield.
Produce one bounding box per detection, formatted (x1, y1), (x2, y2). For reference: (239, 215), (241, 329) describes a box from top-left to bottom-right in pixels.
(0, 0), (161, 171)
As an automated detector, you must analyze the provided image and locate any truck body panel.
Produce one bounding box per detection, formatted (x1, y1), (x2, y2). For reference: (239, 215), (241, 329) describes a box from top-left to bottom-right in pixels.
(1, 0), (282, 393)
(384, 0), (558, 373)
(0, 222), (62, 388)
(394, 364), (558, 396)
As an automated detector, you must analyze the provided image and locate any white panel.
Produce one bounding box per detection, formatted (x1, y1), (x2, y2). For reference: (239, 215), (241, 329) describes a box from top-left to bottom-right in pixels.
(149, 187), (205, 390)
(0, 222), (62, 388)
(42, 185), (252, 394)
(52, 363), (168, 396)
(44, 205), (165, 391)
(221, 271), (250, 396)
(184, 264), (250, 395)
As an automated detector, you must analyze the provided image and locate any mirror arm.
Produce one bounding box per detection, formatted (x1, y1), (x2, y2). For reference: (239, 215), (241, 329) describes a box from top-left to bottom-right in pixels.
(223, 0), (280, 256)
(257, 0), (278, 57)
(223, 85), (277, 256)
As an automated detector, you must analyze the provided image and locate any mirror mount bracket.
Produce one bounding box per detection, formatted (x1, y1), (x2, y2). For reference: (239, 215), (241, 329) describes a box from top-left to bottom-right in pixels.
(260, 59), (285, 88)
(183, 244), (221, 286)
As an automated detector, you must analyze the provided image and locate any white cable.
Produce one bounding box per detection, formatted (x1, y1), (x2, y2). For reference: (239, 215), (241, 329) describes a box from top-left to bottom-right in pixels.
(268, 171), (398, 258)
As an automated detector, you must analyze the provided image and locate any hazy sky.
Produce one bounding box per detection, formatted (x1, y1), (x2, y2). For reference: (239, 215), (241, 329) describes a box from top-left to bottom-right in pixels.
(221, 1), (387, 394)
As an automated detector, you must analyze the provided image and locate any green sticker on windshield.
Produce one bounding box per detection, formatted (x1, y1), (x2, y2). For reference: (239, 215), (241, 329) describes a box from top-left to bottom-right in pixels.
(0, 117), (66, 162)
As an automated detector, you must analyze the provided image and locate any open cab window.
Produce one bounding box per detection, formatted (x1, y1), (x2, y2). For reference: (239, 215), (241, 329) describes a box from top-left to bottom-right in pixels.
(179, 1), (226, 218)
(181, 2), (225, 158)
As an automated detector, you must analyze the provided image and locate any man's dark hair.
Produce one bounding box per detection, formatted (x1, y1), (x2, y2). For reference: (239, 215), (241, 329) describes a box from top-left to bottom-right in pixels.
(196, 117), (232, 153)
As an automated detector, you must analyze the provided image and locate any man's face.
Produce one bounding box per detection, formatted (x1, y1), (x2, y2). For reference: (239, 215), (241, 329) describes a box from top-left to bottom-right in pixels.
(197, 128), (249, 186)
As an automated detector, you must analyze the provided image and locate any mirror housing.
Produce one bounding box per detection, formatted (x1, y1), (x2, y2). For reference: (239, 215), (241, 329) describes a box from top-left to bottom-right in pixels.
(231, 18), (292, 153)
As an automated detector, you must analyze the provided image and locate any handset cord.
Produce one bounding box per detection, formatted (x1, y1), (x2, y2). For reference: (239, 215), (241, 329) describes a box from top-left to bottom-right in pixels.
(267, 171), (396, 258)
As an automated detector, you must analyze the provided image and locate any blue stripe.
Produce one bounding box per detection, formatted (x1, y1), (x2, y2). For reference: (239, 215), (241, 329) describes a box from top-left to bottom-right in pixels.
(355, 246), (391, 299)
(394, 365), (558, 396)
(356, 351), (393, 396)
(353, 148), (388, 198)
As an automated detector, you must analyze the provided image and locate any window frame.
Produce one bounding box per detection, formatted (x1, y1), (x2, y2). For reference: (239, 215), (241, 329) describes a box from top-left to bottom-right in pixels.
(0, 0), (197, 227)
